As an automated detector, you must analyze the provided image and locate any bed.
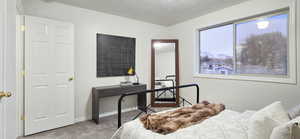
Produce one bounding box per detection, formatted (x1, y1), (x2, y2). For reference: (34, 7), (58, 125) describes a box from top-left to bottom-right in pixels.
(112, 110), (254, 139)
(112, 84), (300, 139)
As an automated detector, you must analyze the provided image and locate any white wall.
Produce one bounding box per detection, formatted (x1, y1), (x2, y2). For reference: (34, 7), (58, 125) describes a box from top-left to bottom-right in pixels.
(21, 0), (168, 126)
(6, 0), (17, 138)
(167, 0), (300, 111)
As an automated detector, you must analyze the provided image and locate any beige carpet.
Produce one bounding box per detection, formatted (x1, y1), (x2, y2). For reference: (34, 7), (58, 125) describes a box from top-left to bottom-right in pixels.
(18, 107), (170, 139)
(18, 110), (145, 139)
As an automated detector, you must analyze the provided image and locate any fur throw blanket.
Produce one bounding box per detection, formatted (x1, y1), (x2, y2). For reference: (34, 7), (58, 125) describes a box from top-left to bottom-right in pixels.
(140, 101), (225, 135)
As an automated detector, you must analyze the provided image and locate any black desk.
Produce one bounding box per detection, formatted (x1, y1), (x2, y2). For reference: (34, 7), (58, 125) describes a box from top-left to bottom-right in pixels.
(92, 84), (147, 124)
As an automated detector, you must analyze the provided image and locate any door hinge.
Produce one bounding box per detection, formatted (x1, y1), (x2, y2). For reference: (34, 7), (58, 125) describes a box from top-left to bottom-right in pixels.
(20, 25), (26, 32)
(21, 115), (25, 121)
(21, 70), (25, 77)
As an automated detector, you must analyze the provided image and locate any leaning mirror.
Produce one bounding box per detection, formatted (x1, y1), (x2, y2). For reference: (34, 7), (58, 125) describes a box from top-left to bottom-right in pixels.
(151, 40), (179, 107)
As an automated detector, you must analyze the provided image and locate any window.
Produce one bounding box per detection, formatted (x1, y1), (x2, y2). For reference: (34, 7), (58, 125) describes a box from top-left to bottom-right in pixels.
(200, 25), (234, 75)
(199, 11), (289, 77)
(236, 14), (288, 75)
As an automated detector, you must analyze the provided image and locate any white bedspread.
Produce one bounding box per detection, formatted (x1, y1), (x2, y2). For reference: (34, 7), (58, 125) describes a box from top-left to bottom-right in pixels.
(111, 110), (255, 139)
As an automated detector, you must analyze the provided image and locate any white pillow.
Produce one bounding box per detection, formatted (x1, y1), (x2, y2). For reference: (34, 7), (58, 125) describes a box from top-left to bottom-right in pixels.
(248, 102), (290, 139)
(248, 117), (279, 139)
(270, 116), (300, 139)
(251, 102), (290, 123)
(288, 104), (300, 119)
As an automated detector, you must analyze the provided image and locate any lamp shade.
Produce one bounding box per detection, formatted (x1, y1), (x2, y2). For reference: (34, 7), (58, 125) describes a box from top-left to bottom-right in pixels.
(127, 67), (134, 75)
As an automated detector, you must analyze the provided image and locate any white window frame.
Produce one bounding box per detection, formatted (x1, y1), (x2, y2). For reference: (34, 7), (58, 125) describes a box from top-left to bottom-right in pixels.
(194, 7), (297, 84)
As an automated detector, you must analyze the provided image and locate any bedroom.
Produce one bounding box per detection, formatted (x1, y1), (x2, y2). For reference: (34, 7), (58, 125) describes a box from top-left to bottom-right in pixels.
(0, 0), (300, 138)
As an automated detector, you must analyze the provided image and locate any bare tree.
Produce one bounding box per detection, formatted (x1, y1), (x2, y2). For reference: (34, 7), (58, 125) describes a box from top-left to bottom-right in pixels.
(239, 32), (287, 72)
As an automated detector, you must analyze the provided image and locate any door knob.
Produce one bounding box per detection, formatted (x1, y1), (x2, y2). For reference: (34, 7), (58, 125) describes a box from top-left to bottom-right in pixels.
(68, 77), (74, 81)
(0, 91), (12, 98)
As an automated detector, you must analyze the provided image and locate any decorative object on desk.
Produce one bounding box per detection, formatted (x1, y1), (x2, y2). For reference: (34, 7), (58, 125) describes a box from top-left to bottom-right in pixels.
(120, 67), (133, 85)
(120, 81), (132, 86)
(120, 79), (131, 86)
(128, 66), (140, 85)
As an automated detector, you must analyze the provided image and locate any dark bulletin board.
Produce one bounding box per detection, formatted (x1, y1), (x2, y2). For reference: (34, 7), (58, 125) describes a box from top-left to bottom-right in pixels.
(97, 34), (136, 77)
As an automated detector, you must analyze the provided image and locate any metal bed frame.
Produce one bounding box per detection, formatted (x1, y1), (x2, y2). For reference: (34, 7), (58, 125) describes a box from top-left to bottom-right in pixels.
(165, 75), (176, 79)
(154, 75), (192, 105)
(154, 79), (176, 101)
(117, 84), (200, 128)
(130, 77), (178, 120)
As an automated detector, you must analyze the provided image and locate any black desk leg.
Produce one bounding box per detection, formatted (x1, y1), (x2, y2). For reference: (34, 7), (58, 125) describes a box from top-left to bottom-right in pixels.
(92, 91), (100, 124)
(137, 92), (146, 112)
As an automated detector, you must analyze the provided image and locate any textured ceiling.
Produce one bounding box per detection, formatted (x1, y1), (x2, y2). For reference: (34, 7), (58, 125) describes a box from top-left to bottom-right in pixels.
(40, 0), (250, 26)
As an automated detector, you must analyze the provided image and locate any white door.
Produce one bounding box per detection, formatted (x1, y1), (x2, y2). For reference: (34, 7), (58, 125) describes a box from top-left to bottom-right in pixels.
(24, 16), (74, 135)
(0, 0), (17, 139)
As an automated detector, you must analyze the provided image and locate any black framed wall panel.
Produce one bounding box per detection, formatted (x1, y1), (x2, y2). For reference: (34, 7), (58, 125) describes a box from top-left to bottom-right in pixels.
(97, 34), (136, 77)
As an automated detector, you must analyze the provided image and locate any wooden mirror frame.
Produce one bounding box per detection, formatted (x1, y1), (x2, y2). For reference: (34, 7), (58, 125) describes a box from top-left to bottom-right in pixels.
(151, 39), (179, 107)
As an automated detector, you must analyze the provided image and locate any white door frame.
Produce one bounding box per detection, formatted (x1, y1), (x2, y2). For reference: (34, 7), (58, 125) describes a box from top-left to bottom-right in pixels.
(0, 0), (17, 139)
(16, 14), (24, 136)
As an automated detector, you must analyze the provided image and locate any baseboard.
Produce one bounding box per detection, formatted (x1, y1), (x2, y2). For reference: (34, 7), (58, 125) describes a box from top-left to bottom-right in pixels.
(75, 107), (137, 123)
(99, 107), (138, 118)
(75, 117), (88, 123)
